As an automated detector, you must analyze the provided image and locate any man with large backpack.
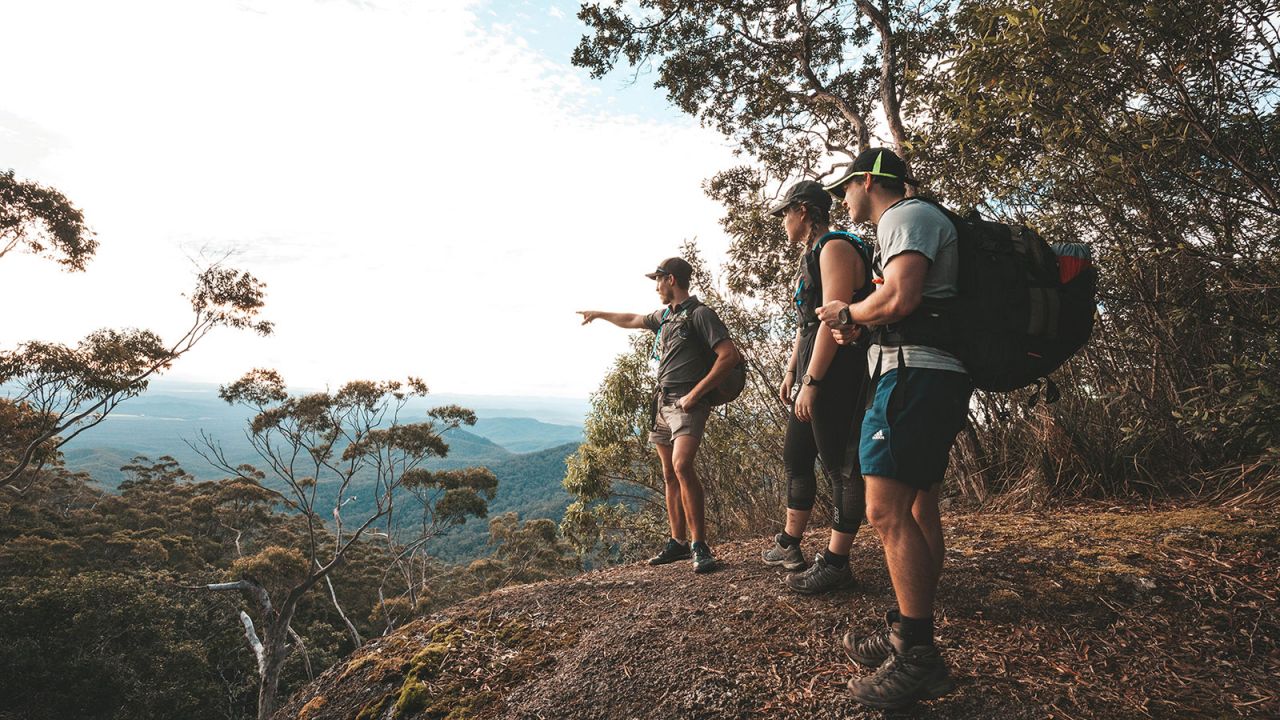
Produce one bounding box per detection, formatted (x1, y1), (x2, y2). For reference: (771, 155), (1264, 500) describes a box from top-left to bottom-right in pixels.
(816, 148), (970, 708)
(578, 257), (742, 574)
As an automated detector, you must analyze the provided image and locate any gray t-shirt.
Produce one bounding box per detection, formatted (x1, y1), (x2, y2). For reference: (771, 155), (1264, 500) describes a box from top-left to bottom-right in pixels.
(867, 199), (967, 374)
(644, 296), (731, 389)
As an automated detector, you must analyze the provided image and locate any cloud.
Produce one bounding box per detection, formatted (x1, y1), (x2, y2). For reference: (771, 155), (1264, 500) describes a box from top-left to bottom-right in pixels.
(0, 0), (738, 397)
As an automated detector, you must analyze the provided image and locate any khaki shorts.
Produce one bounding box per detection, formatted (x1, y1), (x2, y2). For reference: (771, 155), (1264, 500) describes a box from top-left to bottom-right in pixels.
(649, 393), (711, 446)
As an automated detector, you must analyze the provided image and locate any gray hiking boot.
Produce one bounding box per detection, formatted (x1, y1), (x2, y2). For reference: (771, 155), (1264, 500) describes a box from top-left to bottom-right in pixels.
(847, 630), (956, 709)
(841, 609), (899, 667)
(784, 552), (854, 594)
(648, 538), (691, 566)
(691, 541), (717, 573)
(761, 534), (807, 571)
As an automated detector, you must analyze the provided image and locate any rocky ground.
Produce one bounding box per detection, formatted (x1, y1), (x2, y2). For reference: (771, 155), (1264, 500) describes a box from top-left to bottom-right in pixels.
(277, 504), (1278, 719)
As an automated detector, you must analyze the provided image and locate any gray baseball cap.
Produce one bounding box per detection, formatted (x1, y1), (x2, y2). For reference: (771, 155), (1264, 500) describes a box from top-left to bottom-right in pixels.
(767, 180), (832, 217)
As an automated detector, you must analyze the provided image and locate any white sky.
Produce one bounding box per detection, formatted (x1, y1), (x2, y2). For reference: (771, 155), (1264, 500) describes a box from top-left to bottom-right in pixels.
(0, 0), (738, 399)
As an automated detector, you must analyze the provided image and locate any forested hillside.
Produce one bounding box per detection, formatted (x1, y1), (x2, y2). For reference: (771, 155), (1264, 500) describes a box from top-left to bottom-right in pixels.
(429, 442), (578, 563)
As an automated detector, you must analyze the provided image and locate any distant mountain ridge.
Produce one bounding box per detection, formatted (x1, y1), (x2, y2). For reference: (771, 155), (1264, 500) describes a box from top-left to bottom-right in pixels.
(56, 382), (585, 481)
(470, 417), (583, 453)
(51, 382), (585, 563)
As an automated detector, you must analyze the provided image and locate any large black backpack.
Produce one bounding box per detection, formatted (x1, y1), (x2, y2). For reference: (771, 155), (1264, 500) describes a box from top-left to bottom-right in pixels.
(872, 199), (1098, 398)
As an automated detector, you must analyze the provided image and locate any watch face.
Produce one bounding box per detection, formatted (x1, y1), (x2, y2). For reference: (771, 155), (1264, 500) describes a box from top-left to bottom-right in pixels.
(838, 307), (852, 325)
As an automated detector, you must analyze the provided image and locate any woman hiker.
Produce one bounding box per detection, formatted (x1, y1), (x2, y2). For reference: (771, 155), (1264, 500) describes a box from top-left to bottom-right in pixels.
(760, 179), (874, 594)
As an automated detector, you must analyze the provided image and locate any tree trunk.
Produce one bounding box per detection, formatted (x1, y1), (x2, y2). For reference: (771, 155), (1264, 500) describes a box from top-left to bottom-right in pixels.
(257, 645), (286, 720)
(257, 609), (298, 720)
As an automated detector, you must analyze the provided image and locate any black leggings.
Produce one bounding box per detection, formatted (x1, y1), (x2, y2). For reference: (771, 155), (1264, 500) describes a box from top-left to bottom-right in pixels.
(783, 349), (867, 534)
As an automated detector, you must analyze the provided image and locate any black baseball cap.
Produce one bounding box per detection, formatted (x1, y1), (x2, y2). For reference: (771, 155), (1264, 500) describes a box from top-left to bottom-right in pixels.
(645, 257), (693, 285)
(824, 147), (918, 198)
(766, 180), (832, 217)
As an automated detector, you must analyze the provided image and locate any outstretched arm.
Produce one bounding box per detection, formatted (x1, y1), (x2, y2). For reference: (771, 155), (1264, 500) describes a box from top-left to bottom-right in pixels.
(578, 310), (648, 329)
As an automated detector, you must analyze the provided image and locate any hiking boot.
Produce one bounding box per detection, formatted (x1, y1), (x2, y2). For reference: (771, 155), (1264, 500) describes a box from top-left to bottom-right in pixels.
(648, 539), (691, 566)
(841, 609), (899, 667)
(784, 552), (854, 594)
(691, 541), (717, 573)
(761, 534), (807, 571)
(847, 631), (956, 710)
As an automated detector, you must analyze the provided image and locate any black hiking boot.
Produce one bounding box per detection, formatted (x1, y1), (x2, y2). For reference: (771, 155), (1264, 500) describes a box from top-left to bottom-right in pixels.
(691, 541), (717, 573)
(841, 609), (899, 667)
(847, 630), (956, 709)
(784, 552), (854, 594)
(761, 534), (807, 571)
(648, 538), (691, 566)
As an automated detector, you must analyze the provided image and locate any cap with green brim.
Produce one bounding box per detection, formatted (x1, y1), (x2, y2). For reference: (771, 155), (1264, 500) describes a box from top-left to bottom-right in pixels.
(766, 180), (832, 217)
(823, 147), (918, 198)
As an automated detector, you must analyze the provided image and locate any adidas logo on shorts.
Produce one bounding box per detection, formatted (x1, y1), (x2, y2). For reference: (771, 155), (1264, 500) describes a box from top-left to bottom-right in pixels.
(871, 429), (887, 441)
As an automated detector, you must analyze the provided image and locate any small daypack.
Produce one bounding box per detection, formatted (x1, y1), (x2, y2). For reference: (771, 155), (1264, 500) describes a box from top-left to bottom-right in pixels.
(705, 356), (747, 406)
(699, 309), (746, 406)
(871, 198), (1098, 398)
(651, 301), (746, 406)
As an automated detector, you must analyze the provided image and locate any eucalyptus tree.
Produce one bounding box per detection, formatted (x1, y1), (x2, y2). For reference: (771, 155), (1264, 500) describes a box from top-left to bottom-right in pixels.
(198, 371), (495, 720)
(575, 0), (955, 295)
(0, 264), (272, 493)
(0, 169), (96, 268)
(1, 169), (272, 494)
(921, 0), (1280, 494)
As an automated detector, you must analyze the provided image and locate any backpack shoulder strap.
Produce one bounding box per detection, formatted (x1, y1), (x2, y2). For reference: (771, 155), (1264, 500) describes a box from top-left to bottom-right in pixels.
(815, 230), (874, 297)
(887, 196), (967, 226)
(815, 230), (871, 258)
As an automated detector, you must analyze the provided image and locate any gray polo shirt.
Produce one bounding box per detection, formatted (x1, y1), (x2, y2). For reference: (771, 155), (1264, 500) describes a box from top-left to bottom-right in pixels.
(867, 199), (967, 374)
(644, 296), (731, 390)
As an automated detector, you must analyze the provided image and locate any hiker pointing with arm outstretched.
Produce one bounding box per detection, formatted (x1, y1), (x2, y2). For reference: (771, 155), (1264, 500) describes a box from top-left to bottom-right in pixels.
(578, 257), (741, 573)
(578, 310), (646, 328)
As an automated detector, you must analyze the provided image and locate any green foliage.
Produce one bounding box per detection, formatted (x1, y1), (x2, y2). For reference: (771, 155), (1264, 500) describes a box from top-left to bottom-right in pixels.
(0, 168), (96, 270)
(230, 546), (310, 599)
(575, 0), (1280, 503)
(0, 263), (271, 491)
(0, 459), (277, 719)
(0, 572), (252, 720)
(573, 1), (950, 171)
(416, 514), (581, 614)
(429, 442), (579, 564)
(0, 440), (526, 720)
(924, 0), (1280, 499)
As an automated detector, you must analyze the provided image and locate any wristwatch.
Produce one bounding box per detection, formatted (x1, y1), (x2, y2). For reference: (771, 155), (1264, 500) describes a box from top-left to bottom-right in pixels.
(837, 306), (853, 326)
(801, 373), (821, 387)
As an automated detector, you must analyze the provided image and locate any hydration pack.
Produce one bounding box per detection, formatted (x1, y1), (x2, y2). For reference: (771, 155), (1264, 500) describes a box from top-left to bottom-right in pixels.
(871, 199), (1099, 398)
(795, 231), (875, 326)
(652, 300), (746, 406)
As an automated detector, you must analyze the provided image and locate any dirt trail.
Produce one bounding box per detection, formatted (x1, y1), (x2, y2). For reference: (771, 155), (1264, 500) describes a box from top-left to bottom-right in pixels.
(279, 505), (1278, 720)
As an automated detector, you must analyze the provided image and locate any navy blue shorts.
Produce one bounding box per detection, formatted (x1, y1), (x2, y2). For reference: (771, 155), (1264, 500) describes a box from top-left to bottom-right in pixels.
(859, 367), (973, 490)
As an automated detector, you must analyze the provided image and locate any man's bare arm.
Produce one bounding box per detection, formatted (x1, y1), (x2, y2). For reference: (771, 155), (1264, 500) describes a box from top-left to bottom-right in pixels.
(682, 339), (742, 408)
(816, 252), (929, 328)
(578, 310), (648, 329)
